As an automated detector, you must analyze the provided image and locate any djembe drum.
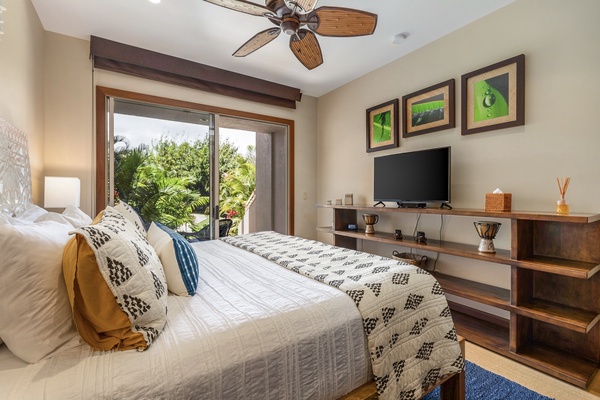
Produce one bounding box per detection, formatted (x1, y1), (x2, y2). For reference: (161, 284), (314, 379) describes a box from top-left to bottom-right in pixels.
(362, 213), (379, 234)
(473, 221), (501, 253)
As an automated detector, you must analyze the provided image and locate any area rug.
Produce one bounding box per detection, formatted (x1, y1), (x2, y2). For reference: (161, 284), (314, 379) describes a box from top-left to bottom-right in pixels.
(423, 360), (555, 400)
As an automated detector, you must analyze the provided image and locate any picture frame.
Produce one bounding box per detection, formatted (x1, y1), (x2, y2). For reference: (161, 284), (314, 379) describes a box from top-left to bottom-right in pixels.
(461, 54), (525, 135)
(366, 99), (399, 152)
(402, 79), (455, 138)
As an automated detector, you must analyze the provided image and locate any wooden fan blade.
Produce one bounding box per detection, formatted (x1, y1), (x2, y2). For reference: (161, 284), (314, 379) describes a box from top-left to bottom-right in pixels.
(289, 30), (323, 70)
(204, 0), (270, 17)
(233, 28), (281, 57)
(309, 7), (377, 37)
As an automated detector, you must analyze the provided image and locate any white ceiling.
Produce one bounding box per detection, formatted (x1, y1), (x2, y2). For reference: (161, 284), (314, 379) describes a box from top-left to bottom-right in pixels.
(30, 0), (514, 97)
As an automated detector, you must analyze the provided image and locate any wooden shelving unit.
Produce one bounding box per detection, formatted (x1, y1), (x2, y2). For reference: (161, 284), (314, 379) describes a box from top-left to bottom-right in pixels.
(318, 204), (600, 388)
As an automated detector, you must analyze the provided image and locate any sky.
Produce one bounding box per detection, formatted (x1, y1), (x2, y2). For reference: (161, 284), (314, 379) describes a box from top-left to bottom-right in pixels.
(114, 114), (256, 154)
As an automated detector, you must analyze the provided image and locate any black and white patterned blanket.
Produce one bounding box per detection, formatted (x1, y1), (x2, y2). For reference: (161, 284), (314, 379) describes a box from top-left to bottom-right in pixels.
(222, 231), (464, 400)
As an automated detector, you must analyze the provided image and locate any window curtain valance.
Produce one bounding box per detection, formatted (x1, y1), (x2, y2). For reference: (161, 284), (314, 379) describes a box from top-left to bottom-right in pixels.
(90, 36), (302, 109)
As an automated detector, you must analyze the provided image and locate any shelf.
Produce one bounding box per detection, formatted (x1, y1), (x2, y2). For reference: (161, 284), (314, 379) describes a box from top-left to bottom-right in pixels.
(433, 272), (511, 311)
(318, 204), (600, 224)
(514, 299), (600, 333)
(332, 228), (599, 279)
(322, 203), (600, 388)
(512, 343), (598, 388)
(334, 229), (513, 265)
(448, 302), (510, 355)
(511, 255), (600, 279)
(450, 303), (597, 388)
(438, 273), (600, 333)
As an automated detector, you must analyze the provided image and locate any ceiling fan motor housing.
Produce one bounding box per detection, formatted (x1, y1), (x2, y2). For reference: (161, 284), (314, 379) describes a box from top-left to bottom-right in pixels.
(281, 16), (300, 35)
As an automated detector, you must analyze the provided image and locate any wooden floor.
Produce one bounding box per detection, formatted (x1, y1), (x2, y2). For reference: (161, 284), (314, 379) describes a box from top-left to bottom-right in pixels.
(464, 340), (600, 399)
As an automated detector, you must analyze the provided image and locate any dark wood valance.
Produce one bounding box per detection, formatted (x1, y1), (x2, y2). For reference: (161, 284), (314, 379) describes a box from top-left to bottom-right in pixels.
(90, 36), (302, 109)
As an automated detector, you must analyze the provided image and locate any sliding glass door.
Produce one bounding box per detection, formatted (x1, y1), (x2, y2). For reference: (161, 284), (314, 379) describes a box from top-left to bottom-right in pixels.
(107, 98), (218, 239)
(101, 94), (287, 240)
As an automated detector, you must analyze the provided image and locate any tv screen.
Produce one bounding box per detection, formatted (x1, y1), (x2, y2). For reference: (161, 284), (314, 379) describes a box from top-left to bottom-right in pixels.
(374, 146), (451, 205)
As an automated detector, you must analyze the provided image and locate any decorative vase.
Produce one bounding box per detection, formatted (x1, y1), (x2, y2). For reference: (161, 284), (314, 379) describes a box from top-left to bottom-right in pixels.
(556, 197), (569, 215)
(473, 221), (501, 253)
(362, 213), (379, 234)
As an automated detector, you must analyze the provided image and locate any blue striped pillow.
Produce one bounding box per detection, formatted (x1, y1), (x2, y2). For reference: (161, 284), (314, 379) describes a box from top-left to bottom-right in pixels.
(147, 222), (199, 296)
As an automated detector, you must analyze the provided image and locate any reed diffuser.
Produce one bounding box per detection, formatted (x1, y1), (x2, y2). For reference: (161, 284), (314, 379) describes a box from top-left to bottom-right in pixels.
(556, 177), (570, 215)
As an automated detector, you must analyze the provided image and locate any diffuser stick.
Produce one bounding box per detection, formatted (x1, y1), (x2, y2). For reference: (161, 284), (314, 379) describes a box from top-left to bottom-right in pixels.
(556, 177), (570, 214)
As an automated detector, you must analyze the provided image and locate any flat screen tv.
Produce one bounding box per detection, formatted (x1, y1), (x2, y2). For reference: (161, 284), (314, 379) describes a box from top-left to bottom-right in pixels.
(374, 146), (451, 208)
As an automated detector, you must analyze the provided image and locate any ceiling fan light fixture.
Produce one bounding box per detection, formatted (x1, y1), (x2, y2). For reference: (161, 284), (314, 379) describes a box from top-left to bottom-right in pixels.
(284, 0), (318, 14)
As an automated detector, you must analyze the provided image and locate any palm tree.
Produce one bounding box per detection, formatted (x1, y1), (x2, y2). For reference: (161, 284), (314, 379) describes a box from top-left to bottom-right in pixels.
(131, 162), (208, 230)
(114, 137), (148, 203)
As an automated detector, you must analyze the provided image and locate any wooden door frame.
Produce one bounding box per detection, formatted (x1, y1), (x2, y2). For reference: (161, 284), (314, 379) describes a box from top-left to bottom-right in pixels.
(95, 86), (295, 235)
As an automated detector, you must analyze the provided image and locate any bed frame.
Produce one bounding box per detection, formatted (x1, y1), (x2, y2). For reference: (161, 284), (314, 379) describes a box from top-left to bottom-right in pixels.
(0, 118), (465, 400)
(340, 336), (465, 400)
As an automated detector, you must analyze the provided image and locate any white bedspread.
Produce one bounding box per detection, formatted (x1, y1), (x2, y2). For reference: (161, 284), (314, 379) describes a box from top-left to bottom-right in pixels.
(0, 240), (370, 400)
(223, 232), (464, 400)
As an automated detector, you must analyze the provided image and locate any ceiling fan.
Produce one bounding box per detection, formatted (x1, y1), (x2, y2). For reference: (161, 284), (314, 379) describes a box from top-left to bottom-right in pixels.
(203, 0), (378, 70)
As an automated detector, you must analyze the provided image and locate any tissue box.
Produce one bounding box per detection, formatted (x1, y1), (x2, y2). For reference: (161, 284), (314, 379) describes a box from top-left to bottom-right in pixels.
(485, 193), (512, 212)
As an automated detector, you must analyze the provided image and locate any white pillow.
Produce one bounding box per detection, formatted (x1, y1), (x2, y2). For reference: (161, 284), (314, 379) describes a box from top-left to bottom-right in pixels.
(147, 222), (199, 296)
(35, 212), (72, 226)
(34, 207), (93, 229)
(0, 213), (23, 225)
(114, 201), (147, 236)
(13, 204), (47, 222)
(62, 205), (93, 228)
(0, 219), (80, 363)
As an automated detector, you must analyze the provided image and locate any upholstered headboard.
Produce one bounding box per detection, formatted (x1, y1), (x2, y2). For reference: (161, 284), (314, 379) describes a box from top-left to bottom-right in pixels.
(0, 118), (33, 215)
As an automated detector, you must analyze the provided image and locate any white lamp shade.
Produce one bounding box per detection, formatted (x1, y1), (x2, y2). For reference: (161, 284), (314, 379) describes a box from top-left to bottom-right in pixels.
(44, 177), (80, 208)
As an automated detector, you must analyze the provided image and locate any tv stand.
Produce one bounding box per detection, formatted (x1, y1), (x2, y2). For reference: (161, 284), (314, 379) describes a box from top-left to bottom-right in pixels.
(373, 201), (386, 207)
(397, 202), (426, 208)
(317, 204), (600, 389)
(440, 203), (453, 210)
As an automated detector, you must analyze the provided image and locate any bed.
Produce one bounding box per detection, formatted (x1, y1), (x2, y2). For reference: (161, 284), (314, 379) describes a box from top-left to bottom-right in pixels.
(0, 118), (464, 400)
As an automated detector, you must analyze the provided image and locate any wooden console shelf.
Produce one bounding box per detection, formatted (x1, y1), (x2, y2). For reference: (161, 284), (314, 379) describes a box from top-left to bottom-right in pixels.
(319, 204), (600, 388)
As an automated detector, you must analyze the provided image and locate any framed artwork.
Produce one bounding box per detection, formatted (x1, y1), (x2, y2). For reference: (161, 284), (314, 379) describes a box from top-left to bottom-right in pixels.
(366, 99), (399, 152)
(461, 54), (525, 135)
(402, 79), (455, 138)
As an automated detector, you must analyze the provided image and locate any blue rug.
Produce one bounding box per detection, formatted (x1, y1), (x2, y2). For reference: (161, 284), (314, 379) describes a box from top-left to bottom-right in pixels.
(422, 361), (555, 400)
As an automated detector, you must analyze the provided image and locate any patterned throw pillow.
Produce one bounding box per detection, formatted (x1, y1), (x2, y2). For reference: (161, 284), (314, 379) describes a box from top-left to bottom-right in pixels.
(147, 221), (199, 296)
(63, 207), (167, 351)
(114, 201), (147, 236)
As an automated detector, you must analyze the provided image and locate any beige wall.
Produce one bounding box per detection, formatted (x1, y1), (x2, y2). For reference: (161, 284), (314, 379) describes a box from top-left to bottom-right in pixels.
(42, 34), (318, 239)
(0, 0), (45, 203)
(3, 0), (598, 256)
(316, 0), (600, 302)
(43, 32), (93, 214)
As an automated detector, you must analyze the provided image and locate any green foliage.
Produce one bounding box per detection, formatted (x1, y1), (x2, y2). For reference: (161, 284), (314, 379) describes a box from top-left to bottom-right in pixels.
(220, 145), (256, 235)
(113, 134), (255, 236)
(114, 143), (148, 204)
(130, 162), (207, 230)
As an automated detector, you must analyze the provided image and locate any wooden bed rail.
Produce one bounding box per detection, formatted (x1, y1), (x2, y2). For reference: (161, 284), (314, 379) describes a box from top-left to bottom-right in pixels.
(340, 336), (466, 400)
